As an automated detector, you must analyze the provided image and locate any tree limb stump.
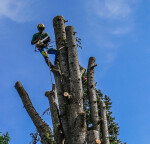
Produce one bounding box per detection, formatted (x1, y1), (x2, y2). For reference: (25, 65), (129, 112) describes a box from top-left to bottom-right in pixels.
(15, 81), (52, 144)
(45, 84), (64, 144)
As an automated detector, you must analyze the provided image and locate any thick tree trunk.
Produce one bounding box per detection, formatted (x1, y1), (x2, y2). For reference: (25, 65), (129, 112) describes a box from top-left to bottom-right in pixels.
(15, 81), (52, 144)
(87, 57), (100, 133)
(45, 84), (64, 144)
(53, 16), (70, 141)
(65, 26), (86, 144)
(100, 101), (110, 144)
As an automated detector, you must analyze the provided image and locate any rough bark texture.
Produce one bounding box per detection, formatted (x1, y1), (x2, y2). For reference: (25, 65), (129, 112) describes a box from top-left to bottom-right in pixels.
(53, 16), (70, 141)
(100, 101), (110, 144)
(15, 81), (52, 144)
(53, 15), (70, 89)
(65, 26), (86, 144)
(45, 84), (64, 144)
(87, 130), (101, 144)
(87, 57), (100, 133)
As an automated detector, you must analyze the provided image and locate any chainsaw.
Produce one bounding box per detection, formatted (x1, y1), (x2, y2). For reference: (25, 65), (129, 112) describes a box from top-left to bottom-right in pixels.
(35, 36), (49, 48)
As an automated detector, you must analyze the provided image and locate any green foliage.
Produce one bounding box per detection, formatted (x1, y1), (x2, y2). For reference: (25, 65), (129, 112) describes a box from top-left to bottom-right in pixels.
(0, 132), (10, 144)
(30, 128), (54, 144)
(82, 72), (126, 144)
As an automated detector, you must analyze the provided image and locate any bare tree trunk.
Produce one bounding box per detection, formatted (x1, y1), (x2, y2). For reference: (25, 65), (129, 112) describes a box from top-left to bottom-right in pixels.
(100, 101), (110, 144)
(53, 16), (70, 141)
(87, 57), (100, 132)
(45, 84), (64, 144)
(15, 81), (52, 144)
(65, 26), (86, 144)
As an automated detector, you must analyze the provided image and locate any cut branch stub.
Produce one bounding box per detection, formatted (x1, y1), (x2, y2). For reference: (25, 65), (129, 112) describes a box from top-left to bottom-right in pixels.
(64, 92), (71, 99)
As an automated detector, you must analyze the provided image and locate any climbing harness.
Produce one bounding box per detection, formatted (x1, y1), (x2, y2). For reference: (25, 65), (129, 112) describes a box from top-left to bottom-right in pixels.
(34, 38), (67, 85)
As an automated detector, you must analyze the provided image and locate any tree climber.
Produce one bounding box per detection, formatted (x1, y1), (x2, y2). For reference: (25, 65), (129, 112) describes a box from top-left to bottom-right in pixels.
(31, 23), (59, 68)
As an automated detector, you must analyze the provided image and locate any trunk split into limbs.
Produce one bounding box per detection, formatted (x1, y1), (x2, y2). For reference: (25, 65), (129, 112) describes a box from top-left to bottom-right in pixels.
(15, 15), (110, 144)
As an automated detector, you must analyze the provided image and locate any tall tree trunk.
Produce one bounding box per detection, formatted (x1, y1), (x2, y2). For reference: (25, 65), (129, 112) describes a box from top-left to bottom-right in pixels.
(15, 81), (52, 144)
(87, 57), (100, 133)
(65, 26), (86, 144)
(100, 101), (110, 144)
(53, 16), (70, 141)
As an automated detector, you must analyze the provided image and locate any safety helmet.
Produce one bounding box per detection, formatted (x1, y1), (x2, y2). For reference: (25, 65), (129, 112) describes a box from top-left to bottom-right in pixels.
(37, 23), (45, 30)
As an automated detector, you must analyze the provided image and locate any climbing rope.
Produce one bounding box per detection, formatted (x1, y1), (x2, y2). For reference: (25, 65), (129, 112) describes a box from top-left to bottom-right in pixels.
(49, 68), (53, 85)
(47, 58), (54, 85)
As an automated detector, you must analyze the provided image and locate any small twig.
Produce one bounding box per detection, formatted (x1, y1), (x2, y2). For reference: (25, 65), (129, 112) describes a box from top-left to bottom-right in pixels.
(90, 64), (97, 69)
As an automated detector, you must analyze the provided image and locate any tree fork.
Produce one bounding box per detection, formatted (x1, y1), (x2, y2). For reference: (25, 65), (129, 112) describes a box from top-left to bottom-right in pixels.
(15, 81), (52, 144)
(87, 57), (100, 133)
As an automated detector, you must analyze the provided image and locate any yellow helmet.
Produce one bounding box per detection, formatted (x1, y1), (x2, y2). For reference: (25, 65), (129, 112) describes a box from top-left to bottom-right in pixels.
(37, 23), (45, 30)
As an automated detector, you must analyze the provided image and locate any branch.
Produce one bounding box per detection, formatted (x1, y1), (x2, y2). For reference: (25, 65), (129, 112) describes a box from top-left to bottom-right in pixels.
(87, 57), (100, 133)
(15, 81), (52, 144)
(100, 101), (110, 144)
(45, 84), (64, 144)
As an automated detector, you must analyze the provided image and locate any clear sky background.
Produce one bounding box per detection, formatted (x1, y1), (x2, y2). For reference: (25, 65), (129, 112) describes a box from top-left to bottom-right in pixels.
(0, 0), (150, 143)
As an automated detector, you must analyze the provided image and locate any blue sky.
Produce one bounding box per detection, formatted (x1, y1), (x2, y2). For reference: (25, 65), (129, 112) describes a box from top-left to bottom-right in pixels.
(0, 0), (150, 143)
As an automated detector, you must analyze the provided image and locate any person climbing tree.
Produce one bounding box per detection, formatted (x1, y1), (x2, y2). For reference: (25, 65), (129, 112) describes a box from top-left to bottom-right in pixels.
(31, 23), (59, 68)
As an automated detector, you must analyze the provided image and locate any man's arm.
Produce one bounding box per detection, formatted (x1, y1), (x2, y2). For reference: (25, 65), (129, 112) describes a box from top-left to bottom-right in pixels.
(31, 34), (39, 45)
(31, 39), (39, 45)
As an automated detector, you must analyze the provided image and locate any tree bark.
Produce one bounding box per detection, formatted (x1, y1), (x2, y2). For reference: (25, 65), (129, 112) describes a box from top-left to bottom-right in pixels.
(53, 16), (70, 141)
(100, 101), (110, 144)
(87, 130), (101, 144)
(15, 81), (52, 144)
(45, 84), (64, 144)
(53, 15), (70, 91)
(65, 26), (86, 144)
(87, 57), (100, 133)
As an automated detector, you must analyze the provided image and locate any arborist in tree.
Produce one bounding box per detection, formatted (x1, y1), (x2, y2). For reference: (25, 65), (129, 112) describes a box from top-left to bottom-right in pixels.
(31, 23), (59, 68)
